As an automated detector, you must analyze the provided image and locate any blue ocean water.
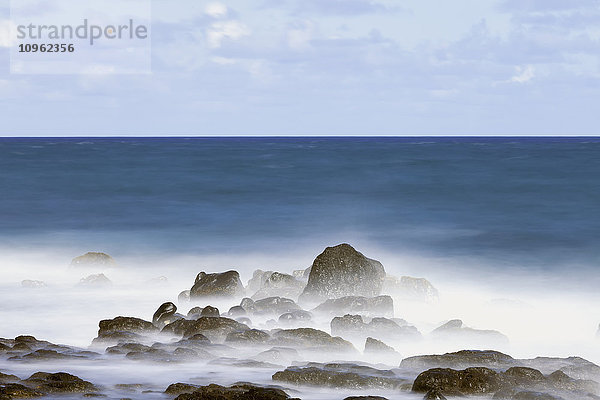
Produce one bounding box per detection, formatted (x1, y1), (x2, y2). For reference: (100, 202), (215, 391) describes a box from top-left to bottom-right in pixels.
(0, 137), (599, 271)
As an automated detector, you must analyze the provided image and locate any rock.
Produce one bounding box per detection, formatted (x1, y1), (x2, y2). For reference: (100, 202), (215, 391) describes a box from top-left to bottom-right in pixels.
(78, 274), (112, 287)
(165, 382), (199, 395)
(0, 372), (20, 383)
(503, 367), (546, 386)
(190, 271), (245, 299)
(21, 280), (47, 288)
(400, 350), (515, 371)
(178, 290), (191, 303)
(278, 311), (312, 324)
(546, 370), (600, 393)
(313, 296), (394, 318)
(412, 367), (501, 396)
(247, 270), (274, 294)
(431, 319), (509, 345)
(94, 316), (158, 343)
(331, 315), (419, 341)
(423, 389), (447, 400)
(71, 252), (116, 267)
(383, 276), (439, 303)
(226, 329), (270, 344)
(344, 397), (388, 400)
(271, 328), (355, 352)
(153, 302), (177, 327)
(300, 244), (386, 302)
(273, 363), (405, 389)
(200, 306), (220, 317)
(172, 383), (291, 400)
(227, 306), (246, 317)
(23, 372), (97, 393)
(187, 307), (204, 319)
(512, 392), (564, 400)
(162, 317), (249, 342)
(364, 337), (397, 355)
(253, 347), (299, 364)
(252, 272), (306, 300)
(0, 383), (43, 398)
(240, 297), (302, 316)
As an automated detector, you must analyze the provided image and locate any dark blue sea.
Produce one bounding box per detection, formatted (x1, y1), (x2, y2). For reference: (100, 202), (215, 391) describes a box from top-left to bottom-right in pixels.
(1, 137), (599, 275)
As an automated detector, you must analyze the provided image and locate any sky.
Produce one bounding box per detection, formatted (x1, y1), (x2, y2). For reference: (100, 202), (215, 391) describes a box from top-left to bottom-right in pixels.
(0, 0), (599, 136)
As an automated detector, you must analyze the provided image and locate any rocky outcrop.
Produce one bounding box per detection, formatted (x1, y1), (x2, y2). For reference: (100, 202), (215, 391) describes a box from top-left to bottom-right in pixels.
(23, 372), (97, 393)
(300, 244), (386, 302)
(226, 329), (271, 344)
(190, 271), (245, 299)
(70, 252), (116, 267)
(313, 296), (394, 317)
(383, 276), (439, 303)
(240, 297), (302, 316)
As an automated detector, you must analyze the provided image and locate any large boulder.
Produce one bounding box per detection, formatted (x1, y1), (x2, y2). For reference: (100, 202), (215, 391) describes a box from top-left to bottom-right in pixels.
(70, 252), (116, 267)
(170, 383), (291, 400)
(400, 350), (516, 372)
(23, 372), (97, 393)
(93, 316), (158, 344)
(313, 296), (394, 318)
(190, 271), (245, 299)
(300, 244), (386, 302)
(412, 367), (502, 396)
(152, 302), (181, 328)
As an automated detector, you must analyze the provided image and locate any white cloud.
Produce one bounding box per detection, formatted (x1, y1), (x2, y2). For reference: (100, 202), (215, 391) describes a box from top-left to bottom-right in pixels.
(0, 19), (17, 48)
(205, 2), (228, 18)
(510, 65), (535, 83)
(207, 21), (250, 48)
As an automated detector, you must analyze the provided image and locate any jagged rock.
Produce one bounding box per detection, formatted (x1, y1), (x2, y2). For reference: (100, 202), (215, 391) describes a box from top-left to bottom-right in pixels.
(172, 383), (291, 400)
(162, 317), (249, 342)
(70, 252), (116, 267)
(278, 310), (312, 323)
(331, 314), (419, 341)
(431, 319), (509, 345)
(252, 272), (305, 300)
(23, 372), (97, 393)
(383, 276), (439, 303)
(178, 290), (191, 303)
(400, 350), (515, 371)
(78, 274), (112, 287)
(271, 328), (355, 352)
(190, 271), (245, 299)
(21, 280), (47, 288)
(273, 363), (405, 389)
(153, 302), (177, 327)
(226, 329), (270, 344)
(200, 306), (220, 317)
(412, 367), (501, 396)
(364, 337), (397, 355)
(313, 296), (393, 317)
(300, 244), (386, 302)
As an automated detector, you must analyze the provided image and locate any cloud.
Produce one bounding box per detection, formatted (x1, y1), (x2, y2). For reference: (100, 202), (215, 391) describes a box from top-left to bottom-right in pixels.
(205, 3), (228, 18)
(0, 19), (16, 48)
(497, 0), (597, 13)
(207, 20), (250, 48)
(261, 0), (399, 16)
(509, 65), (535, 83)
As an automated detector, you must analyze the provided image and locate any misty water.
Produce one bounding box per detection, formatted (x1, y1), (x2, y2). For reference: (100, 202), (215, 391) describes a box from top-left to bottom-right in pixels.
(1, 138), (599, 399)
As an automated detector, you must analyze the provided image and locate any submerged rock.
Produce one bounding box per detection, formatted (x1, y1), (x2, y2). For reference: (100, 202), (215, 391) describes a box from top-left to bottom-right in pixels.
(70, 252), (116, 267)
(0, 383), (43, 398)
(240, 297), (302, 316)
(279, 310), (312, 324)
(383, 276), (439, 303)
(300, 244), (386, 302)
(273, 363), (405, 389)
(313, 296), (394, 318)
(190, 271), (245, 299)
(78, 274), (112, 287)
(226, 329), (270, 344)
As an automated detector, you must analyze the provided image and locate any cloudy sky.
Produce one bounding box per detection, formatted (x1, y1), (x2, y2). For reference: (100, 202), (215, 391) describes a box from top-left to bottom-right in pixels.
(0, 0), (599, 136)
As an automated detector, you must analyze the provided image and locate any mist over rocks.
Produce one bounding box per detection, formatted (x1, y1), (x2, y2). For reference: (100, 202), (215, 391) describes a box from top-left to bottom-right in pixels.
(250, 271), (306, 300)
(299, 244), (386, 304)
(430, 319), (509, 347)
(78, 273), (112, 287)
(383, 276), (439, 303)
(312, 296), (394, 318)
(190, 271), (245, 299)
(21, 280), (46, 289)
(70, 252), (116, 268)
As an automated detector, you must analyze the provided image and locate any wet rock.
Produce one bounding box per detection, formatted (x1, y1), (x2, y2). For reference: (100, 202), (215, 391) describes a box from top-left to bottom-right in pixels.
(200, 306), (220, 317)
(400, 349), (515, 371)
(106, 343), (151, 355)
(503, 367), (546, 386)
(125, 346), (206, 363)
(364, 337), (397, 355)
(0, 383), (43, 398)
(383, 276), (439, 303)
(0, 372), (20, 383)
(524, 356), (600, 381)
(163, 317), (249, 342)
(78, 274), (112, 287)
(273, 363), (405, 389)
(178, 290), (191, 303)
(271, 328), (355, 352)
(153, 302), (177, 327)
(10, 349), (97, 361)
(423, 389), (447, 400)
(546, 370), (600, 393)
(300, 244), (386, 302)
(431, 319), (509, 345)
(190, 271), (245, 299)
(278, 311), (312, 324)
(226, 329), (271, 344)
(187, 307), (204, 319)
(71, 252), (116, 267)
(173, 383), (291, 400)
(21, 280), (47, 289)
(94, 316), (158, 344)
(313, 296), (394, 318)
(24, 372), (97, 393)
(228, 306), (246, 317)
(412, 367), (501, 396)
(331, 315), (419, 341)
(253, 297), (301, 316)
(252, 272), (305, 300)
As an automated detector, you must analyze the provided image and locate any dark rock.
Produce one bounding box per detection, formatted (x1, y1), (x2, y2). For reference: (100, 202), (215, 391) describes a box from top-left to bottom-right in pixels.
(201, 306), (220, 317)
(0, 372), (20, 383)
(165, 383), (199, 395)
(78, 274), (112, 287)
(278, 311), (312, 323)
(300, 244), (386, 302)
(313, 296), (394, 318)
(503, 367), (546, 386)
(71, 252), (116, 267)
(383, 276), (439, 303)
(273, 363), (404, 389)
(423, 389), (447, 400)
(228, 306), (246, 317)
(106, 343), (151, 355)
(21, 280), (47, 289)
(226, 329), (270, 344)
(187, 307), (204, 319)
(190, 271), (245, 299)
(24, 372), (97, 393)
(364, 337), (397, 354)
(163, 317), (249, 342)
(253, 297), (301, 316)
(271, 328), (355, 352)
(0, 383), (43, 398)
(400, 349), (515, 371)
(547, 370), (600, 393)
(153, 302), (177, 327)
(173, 383), (291, 400)
(94, 316), (158, 344)
(412, 367), (501, 396)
